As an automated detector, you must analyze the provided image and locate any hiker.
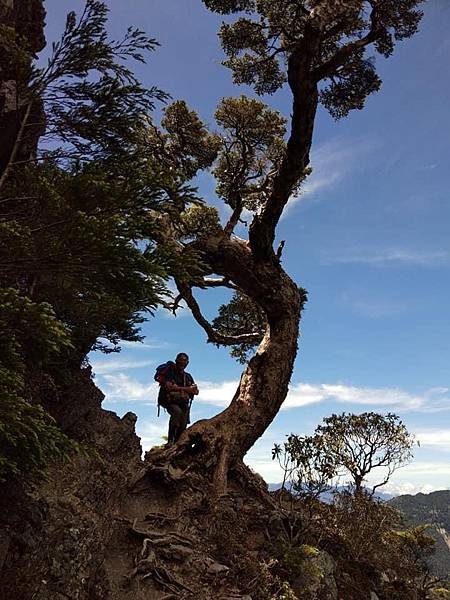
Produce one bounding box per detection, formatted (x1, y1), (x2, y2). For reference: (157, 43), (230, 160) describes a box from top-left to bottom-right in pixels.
(156, 352), (199, 446)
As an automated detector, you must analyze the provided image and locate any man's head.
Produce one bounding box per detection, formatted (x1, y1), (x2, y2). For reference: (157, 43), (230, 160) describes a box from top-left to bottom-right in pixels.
(175, 352), (189, 371)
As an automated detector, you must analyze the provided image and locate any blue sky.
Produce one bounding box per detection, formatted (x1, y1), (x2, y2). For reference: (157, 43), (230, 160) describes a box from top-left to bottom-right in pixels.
(43, 1), (450, 495)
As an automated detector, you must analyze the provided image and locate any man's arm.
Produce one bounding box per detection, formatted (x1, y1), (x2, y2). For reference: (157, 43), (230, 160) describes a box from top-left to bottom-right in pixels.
(188, 373), (199, 396)
(165, 380), (197, 394)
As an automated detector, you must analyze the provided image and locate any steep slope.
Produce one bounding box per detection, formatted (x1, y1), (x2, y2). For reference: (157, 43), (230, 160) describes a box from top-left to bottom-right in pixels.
(390, 490), (450, 579)
(0, 374), (341, 600)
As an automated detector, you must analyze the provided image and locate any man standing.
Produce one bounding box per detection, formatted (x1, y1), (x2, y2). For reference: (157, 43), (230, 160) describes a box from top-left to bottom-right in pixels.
(158, 353), (199, 446)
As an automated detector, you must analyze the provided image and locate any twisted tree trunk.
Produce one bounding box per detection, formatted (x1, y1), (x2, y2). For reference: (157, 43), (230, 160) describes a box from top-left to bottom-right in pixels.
(147, 234), (304, 493)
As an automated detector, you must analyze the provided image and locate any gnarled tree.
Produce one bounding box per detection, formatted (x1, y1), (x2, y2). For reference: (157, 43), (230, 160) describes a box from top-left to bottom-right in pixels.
(147, 0), (425, 493)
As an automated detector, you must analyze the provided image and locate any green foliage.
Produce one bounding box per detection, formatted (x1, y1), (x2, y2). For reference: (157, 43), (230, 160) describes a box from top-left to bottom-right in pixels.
(29, 0), (168, 162)
(270, 581), (298, 600)
(0, 24), (34, 80)
(332, 489), (400, 564)
(181, 205), (222, 239)
(274, 412), (414, 496)
(270, 413), (440, 599)
(317, 412), (414, 493)
(384, 525), (440, 594)
(204, 0), (424, 117)
(387, 525), (436, 559)
(0, 288), (77, 481)
(430, 589), (450, 600)
(159, 100), (221, 180)
(214, 95), (287, 210)
(0, 396), (78, 482)
(275, 539), (320, 579)
(212, 291), (266, 362)
(0, 0), (203, 483)
(273, 432), (339, 500)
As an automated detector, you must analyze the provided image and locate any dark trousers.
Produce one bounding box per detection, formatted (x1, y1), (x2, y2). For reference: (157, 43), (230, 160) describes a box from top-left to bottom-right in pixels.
(166, 401), (190, 443)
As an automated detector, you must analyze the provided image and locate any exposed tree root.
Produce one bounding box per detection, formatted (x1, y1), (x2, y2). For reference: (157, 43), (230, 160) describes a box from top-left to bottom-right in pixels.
(128, 520), (195, 595)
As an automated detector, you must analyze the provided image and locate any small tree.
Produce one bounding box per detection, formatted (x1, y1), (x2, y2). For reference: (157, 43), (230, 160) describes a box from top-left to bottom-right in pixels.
(273, 433), (340, 501)
(274, 412), (414, 498)
(317, 412), (414, 494)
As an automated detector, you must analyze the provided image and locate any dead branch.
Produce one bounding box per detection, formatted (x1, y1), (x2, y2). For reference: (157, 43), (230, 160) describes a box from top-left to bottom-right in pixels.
(175, 279), (261, 346)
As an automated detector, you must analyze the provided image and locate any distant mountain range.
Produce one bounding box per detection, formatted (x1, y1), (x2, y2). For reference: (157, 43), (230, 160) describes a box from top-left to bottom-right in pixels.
(389, 490), (450, 579)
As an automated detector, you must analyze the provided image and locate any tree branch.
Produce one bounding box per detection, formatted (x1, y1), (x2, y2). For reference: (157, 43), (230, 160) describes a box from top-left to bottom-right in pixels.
(202, 277), (237, 290)
(169, 293), (185, 316)
(249, 22), (321, 259)
(224, 198), (243, 236)
(313, 4), (381, 81)
(175, 279), (261, 346)
(0, 101), (33, 192)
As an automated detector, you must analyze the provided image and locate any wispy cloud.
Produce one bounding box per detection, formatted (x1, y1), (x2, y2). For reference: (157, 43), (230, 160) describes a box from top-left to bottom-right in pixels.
(194, 379), (450, 414)
(91, 359), (155, 375)
(345, 297), (405, 319)
(286, 136), (379, 210)
(325, 248), (449, 267)
(415, 428), (450, 452)
(338, 289), (408, 319)
(376, 461), (450, 496)
(284, 383), (450, 413)
(120, 339), (172, 350)
(97, 372), (450, 414)
(100, 373), (158, 404)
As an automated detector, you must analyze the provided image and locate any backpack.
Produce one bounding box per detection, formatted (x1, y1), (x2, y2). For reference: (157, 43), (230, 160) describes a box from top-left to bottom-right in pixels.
(155, 361), (175, 415)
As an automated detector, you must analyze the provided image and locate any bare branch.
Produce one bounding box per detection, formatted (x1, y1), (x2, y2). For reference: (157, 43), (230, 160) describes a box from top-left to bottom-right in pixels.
(0, 101), (33, 192)
(224, 198), (243, 236)
(202, 277), (237, 290)
(175, 279), (261, 346)
(276, 240), (285, 260)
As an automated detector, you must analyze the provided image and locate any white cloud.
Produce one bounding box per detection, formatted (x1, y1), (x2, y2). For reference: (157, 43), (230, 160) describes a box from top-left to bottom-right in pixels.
(400, 462), (450, 476)
(91, 359), (155, 375)
(196, 379), (238, 407)
(282, 383), (325, 408)
(120, 339), (172, 350)
(286, 136), (379, 210)
(326, 248), (449, 267)
(136, 420), (169, 452)
(415, 429), (450, 452)
(378, 481), (444, 496)
(349, 298), (406, 319)
(372, 460), (450, 496)
(100, 373), (158, 404)
(339, 290), (407, 319)
(282, 382), (443, 412)
(196, 378), (450, 414)
(97, 371), (450, 415)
